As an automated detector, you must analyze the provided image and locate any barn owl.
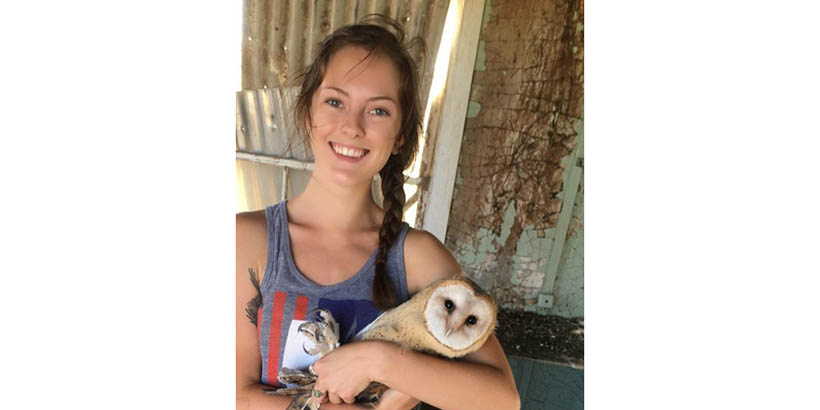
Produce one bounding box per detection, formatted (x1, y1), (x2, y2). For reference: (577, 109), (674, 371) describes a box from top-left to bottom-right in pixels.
(267, 275), (497, 409)
(353, 275), (497, 357)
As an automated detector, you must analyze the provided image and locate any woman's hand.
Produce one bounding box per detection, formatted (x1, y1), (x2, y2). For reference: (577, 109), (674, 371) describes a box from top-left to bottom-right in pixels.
(311, 340), (391, 406)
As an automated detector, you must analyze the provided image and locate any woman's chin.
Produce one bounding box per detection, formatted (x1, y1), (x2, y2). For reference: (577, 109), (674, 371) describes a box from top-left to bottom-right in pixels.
(315, 168), (374, 190)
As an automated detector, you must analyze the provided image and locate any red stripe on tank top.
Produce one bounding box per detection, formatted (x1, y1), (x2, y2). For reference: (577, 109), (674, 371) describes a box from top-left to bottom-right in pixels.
(267, 291), (287, 384)
(293, 295), (309, 320)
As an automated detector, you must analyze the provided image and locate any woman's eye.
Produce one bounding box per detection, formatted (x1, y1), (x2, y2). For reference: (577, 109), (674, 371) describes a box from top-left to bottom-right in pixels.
(326, 98), (342, 108)
(370, 107), (389, 116)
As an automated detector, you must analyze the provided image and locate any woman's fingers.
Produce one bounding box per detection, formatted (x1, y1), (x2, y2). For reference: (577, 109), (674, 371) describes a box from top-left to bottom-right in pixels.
(328, 391), (344, 405)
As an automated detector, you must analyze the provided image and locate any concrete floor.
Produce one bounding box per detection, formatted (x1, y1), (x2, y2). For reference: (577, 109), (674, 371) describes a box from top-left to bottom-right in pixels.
(416, 355), (584, 410)
(508, 355), (584, 410)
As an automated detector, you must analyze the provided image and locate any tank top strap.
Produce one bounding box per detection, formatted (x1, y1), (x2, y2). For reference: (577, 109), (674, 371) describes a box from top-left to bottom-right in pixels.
(260, 201), (287, 293)
(385, 221), (411, 302)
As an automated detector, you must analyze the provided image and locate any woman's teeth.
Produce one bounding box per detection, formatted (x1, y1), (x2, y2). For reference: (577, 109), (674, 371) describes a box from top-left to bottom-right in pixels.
(331, 143), (367, 158)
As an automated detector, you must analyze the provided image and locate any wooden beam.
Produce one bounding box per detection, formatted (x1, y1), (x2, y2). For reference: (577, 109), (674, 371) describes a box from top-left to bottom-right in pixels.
(421, 0), (486, 242)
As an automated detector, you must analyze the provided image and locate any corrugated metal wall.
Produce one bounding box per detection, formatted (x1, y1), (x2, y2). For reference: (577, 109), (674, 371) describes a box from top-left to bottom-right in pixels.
(235, 87), (314, 212)
(237, 0), (451, 212)
(241, 0), (448, 93)
(236, 87), (312, 160)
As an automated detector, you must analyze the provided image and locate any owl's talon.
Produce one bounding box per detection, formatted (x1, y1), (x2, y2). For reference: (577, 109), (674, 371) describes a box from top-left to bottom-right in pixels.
(298, 322), (325, 355)
(299, 309), (340, 357)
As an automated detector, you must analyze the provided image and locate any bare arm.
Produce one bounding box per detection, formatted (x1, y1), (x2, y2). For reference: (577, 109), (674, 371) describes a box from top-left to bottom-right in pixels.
(237, 213), (369, 409)
(312, 230), (520, 410)
(236, 212), (285, 409)
(314, 329), (518, 410)
(374, 335), (518, 410)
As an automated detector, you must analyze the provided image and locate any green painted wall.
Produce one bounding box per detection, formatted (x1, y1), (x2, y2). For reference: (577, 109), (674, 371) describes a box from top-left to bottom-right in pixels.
(445, 0), (584, 318)
(550, 118), (584, 318)
(449, 121), (583, 317)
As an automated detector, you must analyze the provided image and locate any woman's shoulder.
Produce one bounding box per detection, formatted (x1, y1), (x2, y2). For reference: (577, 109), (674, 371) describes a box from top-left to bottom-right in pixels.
(236, 209), (267, 240)
(236, 209), (269, 281)
(403, 228), (462, 294)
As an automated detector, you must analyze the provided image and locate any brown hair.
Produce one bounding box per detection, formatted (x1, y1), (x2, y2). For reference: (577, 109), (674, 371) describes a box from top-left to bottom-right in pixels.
(293, 15), (423, 310)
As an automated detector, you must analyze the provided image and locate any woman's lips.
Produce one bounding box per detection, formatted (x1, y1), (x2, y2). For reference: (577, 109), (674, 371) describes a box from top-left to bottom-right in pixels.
(329, 141), (369, 162)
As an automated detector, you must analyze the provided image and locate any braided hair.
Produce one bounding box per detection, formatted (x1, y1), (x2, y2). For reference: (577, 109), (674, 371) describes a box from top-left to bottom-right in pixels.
(293, 15), (423, 310)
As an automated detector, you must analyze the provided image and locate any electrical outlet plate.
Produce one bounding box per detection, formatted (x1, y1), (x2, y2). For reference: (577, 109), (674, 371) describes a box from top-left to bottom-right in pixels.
(537, 294), (554, 308)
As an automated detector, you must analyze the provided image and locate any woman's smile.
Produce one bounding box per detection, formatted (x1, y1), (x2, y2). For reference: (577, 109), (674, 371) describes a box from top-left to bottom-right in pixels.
(328, 141), (370, 162)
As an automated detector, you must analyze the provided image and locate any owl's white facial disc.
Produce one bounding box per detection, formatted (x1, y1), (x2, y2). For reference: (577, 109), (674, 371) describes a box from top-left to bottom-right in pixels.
(424, 284), (494, 351)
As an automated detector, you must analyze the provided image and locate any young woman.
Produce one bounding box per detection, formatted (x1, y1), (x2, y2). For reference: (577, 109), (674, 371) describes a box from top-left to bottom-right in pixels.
(236, 18), (520, 410)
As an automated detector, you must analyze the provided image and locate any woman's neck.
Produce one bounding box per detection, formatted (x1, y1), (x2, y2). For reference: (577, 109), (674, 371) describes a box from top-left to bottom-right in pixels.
(287, 175), (382, 233)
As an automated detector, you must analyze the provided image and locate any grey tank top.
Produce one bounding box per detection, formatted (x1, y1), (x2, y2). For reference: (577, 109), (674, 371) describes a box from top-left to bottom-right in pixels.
(256, 201), (410, 386)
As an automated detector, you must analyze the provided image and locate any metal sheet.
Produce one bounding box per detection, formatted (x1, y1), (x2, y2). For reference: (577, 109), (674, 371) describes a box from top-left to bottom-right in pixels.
(236, 87), (312, 160)
(242, 0), (449, 108)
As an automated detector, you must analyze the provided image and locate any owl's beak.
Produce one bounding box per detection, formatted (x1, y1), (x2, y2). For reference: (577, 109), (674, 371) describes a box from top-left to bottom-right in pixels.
(445, 311), (468, 337)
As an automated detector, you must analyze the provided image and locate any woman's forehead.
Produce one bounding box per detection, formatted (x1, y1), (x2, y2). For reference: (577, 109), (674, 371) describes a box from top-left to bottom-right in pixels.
(320, 47), (400, 99)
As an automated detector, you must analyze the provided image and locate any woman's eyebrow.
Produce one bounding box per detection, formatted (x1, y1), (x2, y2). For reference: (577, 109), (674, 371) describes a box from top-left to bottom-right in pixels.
(323, 86), (397, 104)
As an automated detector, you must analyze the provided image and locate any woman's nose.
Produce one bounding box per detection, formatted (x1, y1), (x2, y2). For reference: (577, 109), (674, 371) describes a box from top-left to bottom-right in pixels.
(341, 112), (365, 138)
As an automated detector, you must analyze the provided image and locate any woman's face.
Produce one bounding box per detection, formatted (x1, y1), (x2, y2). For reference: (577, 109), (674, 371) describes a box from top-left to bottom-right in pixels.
(308, 46), (403, 188)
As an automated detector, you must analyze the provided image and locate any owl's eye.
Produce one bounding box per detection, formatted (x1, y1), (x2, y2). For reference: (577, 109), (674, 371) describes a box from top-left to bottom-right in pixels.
(444, 299), (454, 311)
(466, 315), (477, 325)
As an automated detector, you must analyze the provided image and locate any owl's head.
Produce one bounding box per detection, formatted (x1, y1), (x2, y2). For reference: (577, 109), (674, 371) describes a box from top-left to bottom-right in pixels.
(423, 278), (497, 354)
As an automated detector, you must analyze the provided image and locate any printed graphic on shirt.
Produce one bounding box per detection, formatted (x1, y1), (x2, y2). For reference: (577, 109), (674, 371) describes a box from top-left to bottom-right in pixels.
(260, 292), (382, 386)
(317, 298), (382, 343)
(260, 291), (309, 386)
(280, 319), (317, 387)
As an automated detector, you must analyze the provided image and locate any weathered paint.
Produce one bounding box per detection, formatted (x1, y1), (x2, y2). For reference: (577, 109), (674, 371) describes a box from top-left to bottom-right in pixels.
(539, 114), (583, 305)
(542, 115), (584, 316)
(482, 0), (492, 25)
(473, 1), (490, 70)
(467, 100), (482, 118)
(475, 40), (487, 71)
(549, 181), (583, 317)
(451, 202), (560, 309)
(445, 0), (584, 316)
